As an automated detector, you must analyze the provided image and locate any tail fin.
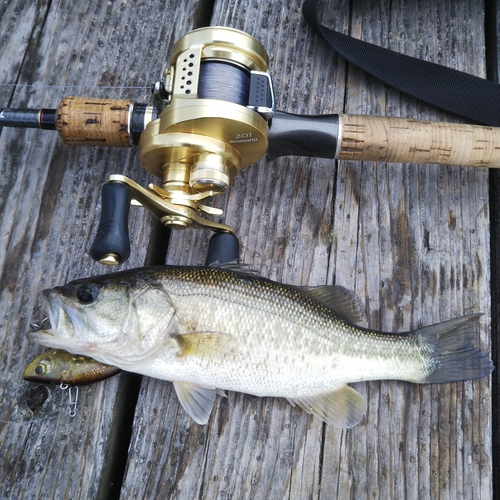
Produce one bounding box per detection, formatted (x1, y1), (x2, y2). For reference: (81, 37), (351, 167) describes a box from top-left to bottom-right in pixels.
(418, 313), (494, 383)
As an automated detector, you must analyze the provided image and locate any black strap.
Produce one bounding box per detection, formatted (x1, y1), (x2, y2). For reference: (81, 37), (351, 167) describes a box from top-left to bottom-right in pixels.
(302, 0), (500, 127)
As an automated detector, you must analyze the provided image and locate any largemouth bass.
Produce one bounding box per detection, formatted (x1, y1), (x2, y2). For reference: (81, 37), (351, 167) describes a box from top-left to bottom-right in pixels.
(23, 349), (120, 386)
(27, 265), (494, 427)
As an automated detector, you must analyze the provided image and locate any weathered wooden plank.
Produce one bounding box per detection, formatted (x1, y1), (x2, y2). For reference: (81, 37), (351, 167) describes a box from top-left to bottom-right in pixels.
(0, 0), (201, 498)
(2, 1), (492, 498)
(121, 0), (493, 499)
(328, 1), (492, 498)
(0, 1), (44, 104)
(121, 0), (349, 496)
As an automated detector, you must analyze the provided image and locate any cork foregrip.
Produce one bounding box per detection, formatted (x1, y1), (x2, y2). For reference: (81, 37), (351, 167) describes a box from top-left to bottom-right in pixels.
(338, 114), (500, 168)
(56, 96), (133, 147)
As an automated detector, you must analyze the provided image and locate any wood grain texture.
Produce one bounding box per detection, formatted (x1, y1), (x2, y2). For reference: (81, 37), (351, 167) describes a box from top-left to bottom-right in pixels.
(338, 114), (500, 167)
(0, 0), (201, 498)
(332, 1), (491, 499)
(0, 0), (495, 499)
(121, 1), (492, 499)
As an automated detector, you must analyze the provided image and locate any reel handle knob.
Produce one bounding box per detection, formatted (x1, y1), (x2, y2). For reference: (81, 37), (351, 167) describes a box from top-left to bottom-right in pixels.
(89, 182), (133, 265)
(206, 232), (240, 266)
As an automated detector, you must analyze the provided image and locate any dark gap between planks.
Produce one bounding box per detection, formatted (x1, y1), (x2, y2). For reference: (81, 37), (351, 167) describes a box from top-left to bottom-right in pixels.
(484, 0), (499, 498)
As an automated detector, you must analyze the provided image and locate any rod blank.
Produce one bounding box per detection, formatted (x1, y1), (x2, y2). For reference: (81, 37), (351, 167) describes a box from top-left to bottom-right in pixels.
(0, 108), (56, 129)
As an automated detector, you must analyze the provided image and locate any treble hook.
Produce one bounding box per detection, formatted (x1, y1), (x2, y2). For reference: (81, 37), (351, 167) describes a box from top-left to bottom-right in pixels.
(59, 383), (79, 418)
(29, 318), (50, 331)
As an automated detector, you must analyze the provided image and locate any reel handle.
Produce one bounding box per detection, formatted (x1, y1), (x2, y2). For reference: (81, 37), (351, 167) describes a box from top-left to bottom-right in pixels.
(269, 111), (500, 167)
(89, 182), (133, 265)
(89, 181), (239, 266)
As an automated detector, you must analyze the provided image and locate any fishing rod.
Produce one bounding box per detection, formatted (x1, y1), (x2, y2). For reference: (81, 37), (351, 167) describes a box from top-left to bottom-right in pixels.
(2, 26), (500, 266)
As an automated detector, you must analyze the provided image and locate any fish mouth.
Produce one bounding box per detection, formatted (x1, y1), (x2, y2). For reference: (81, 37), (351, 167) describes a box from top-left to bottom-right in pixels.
(26, 290), (73, 347)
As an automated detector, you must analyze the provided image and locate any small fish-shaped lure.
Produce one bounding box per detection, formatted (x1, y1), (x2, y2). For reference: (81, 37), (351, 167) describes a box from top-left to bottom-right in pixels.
(23, 348), (121, 386)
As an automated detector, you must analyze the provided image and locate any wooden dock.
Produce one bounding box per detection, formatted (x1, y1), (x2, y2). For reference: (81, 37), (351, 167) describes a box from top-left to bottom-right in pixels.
(1, 0), (498, 498)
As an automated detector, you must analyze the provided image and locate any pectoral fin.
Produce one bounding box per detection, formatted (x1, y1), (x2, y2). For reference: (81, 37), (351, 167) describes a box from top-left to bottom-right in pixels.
(288, 385), (367, 428)
(173, 381), (217, 424)
(173, 332), (234, 357)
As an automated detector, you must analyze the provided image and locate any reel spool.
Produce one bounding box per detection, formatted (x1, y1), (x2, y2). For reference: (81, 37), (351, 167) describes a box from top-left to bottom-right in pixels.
(90, 26), (275, 264)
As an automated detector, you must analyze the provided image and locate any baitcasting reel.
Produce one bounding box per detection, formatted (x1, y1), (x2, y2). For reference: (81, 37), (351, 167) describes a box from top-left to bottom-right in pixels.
(91, 27), (276, 265)
(59, 27), (275, 265)
(3, 26), (500, 265)
(139, 27), (274, 230)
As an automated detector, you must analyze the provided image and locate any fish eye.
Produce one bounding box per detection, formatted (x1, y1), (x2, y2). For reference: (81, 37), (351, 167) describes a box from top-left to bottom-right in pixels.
(35, 364), (46, 375)
(75, 284), (99, 304)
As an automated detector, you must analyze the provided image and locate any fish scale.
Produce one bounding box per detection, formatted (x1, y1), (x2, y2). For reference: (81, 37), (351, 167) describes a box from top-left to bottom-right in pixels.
(27, 265), (494, 427)
(160, 268), (428, 386)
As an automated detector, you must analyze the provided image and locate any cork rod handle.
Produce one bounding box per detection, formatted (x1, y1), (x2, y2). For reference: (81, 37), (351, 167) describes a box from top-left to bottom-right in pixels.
(56, 96), (134, 147)
(337, 114), (500, 168)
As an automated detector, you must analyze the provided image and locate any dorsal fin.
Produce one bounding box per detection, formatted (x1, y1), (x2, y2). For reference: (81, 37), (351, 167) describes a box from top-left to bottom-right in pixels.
(299, 285), (365, 324)
(210, 262), (365, 324)
(209, 261), (262, 277)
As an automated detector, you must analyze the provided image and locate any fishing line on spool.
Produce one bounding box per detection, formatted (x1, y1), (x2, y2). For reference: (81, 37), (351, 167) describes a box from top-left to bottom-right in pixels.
(2, 60), (255, 112)
(198, 60), (251, 105)
(1, 60), (252, 97)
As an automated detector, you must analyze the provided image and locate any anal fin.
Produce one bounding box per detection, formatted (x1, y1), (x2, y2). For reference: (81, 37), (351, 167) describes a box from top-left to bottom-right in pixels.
(173, 381), (218, 424)
(288, 385), (367, 428)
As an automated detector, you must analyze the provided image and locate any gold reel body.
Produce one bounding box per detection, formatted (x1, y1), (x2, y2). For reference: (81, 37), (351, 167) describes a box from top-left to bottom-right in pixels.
(137, 27), (273, 230)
